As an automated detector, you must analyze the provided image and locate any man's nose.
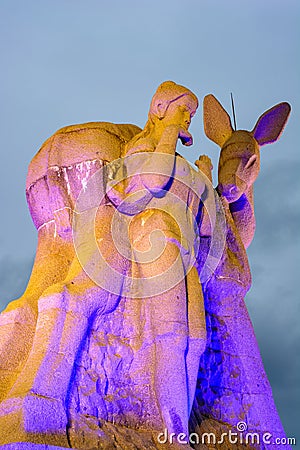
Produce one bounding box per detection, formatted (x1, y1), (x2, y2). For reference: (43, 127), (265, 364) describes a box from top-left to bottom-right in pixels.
(184, 114), (191, 126)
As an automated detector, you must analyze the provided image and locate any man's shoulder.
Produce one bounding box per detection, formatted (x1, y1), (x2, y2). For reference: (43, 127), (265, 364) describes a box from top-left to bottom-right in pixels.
(27, 122), (142, 189)
(54, 121), (141, 142)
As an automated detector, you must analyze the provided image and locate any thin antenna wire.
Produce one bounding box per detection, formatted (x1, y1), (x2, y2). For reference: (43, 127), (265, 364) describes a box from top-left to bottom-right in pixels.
(230, 92), (237, 131)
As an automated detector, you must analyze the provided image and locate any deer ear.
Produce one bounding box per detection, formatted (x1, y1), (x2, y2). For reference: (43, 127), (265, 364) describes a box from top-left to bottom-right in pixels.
(203, 94), (233, 147)
(252, 102), (291, 146)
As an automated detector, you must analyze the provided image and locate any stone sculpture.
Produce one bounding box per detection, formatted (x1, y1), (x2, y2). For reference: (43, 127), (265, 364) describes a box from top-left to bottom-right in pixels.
(0, 82), (291, 449)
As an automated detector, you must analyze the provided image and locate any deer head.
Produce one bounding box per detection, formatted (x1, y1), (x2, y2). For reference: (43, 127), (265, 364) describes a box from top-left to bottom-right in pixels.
(203, 94), (291, 203)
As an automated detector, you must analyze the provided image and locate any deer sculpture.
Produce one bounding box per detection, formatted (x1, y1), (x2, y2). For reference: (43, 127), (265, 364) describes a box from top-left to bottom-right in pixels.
(190, 95), (291, 447)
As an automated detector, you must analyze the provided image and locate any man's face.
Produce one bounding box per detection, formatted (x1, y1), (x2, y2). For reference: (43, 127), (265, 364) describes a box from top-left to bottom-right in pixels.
(160, 95), (197, 146)
(162, 95), (197, 131)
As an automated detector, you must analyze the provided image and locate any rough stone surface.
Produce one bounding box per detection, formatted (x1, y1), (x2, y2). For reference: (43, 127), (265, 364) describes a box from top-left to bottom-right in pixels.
(0, 84), (291, 449)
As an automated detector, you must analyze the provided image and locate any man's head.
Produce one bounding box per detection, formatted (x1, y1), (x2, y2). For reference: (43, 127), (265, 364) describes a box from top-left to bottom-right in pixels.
(149, 81), (198, 145)
(149, 81), (198, 120)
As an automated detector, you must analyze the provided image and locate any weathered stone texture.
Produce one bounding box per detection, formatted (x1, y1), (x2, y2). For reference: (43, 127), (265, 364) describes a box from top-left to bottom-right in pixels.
(0, 84), (291, 449)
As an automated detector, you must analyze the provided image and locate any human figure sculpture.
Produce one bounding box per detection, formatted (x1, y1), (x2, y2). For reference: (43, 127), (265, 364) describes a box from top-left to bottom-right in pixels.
(104, 82), (209, 434)
(71, 81), (209, 436)
(190, 95), (291, 446)
(0, 82), (213, 446)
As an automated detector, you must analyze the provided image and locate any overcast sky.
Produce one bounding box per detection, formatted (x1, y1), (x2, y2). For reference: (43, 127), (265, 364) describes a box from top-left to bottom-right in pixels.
(0, 0), (299, 440)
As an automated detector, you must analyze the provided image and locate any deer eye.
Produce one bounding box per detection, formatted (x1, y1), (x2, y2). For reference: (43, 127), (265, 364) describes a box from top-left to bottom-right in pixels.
(245, 155), (257, 169)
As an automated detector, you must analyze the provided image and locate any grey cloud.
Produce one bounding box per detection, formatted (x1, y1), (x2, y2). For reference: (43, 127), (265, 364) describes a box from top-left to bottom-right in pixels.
(253, 161), (300, 248)
(246, 241), (299, 441)
(274, 387), (300, 440)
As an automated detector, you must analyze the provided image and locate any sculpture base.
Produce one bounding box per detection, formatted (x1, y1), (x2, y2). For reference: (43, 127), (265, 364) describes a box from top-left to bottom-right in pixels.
(0, 407), (196, 450)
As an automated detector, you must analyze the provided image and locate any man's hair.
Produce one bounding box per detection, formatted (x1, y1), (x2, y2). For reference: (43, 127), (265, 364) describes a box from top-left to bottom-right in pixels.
(149, 81), (198, 121)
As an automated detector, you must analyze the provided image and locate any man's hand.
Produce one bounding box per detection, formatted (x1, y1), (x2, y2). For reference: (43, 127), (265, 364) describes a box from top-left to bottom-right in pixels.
(195, 155), (213, 182)
(178, 128), (193, 146)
